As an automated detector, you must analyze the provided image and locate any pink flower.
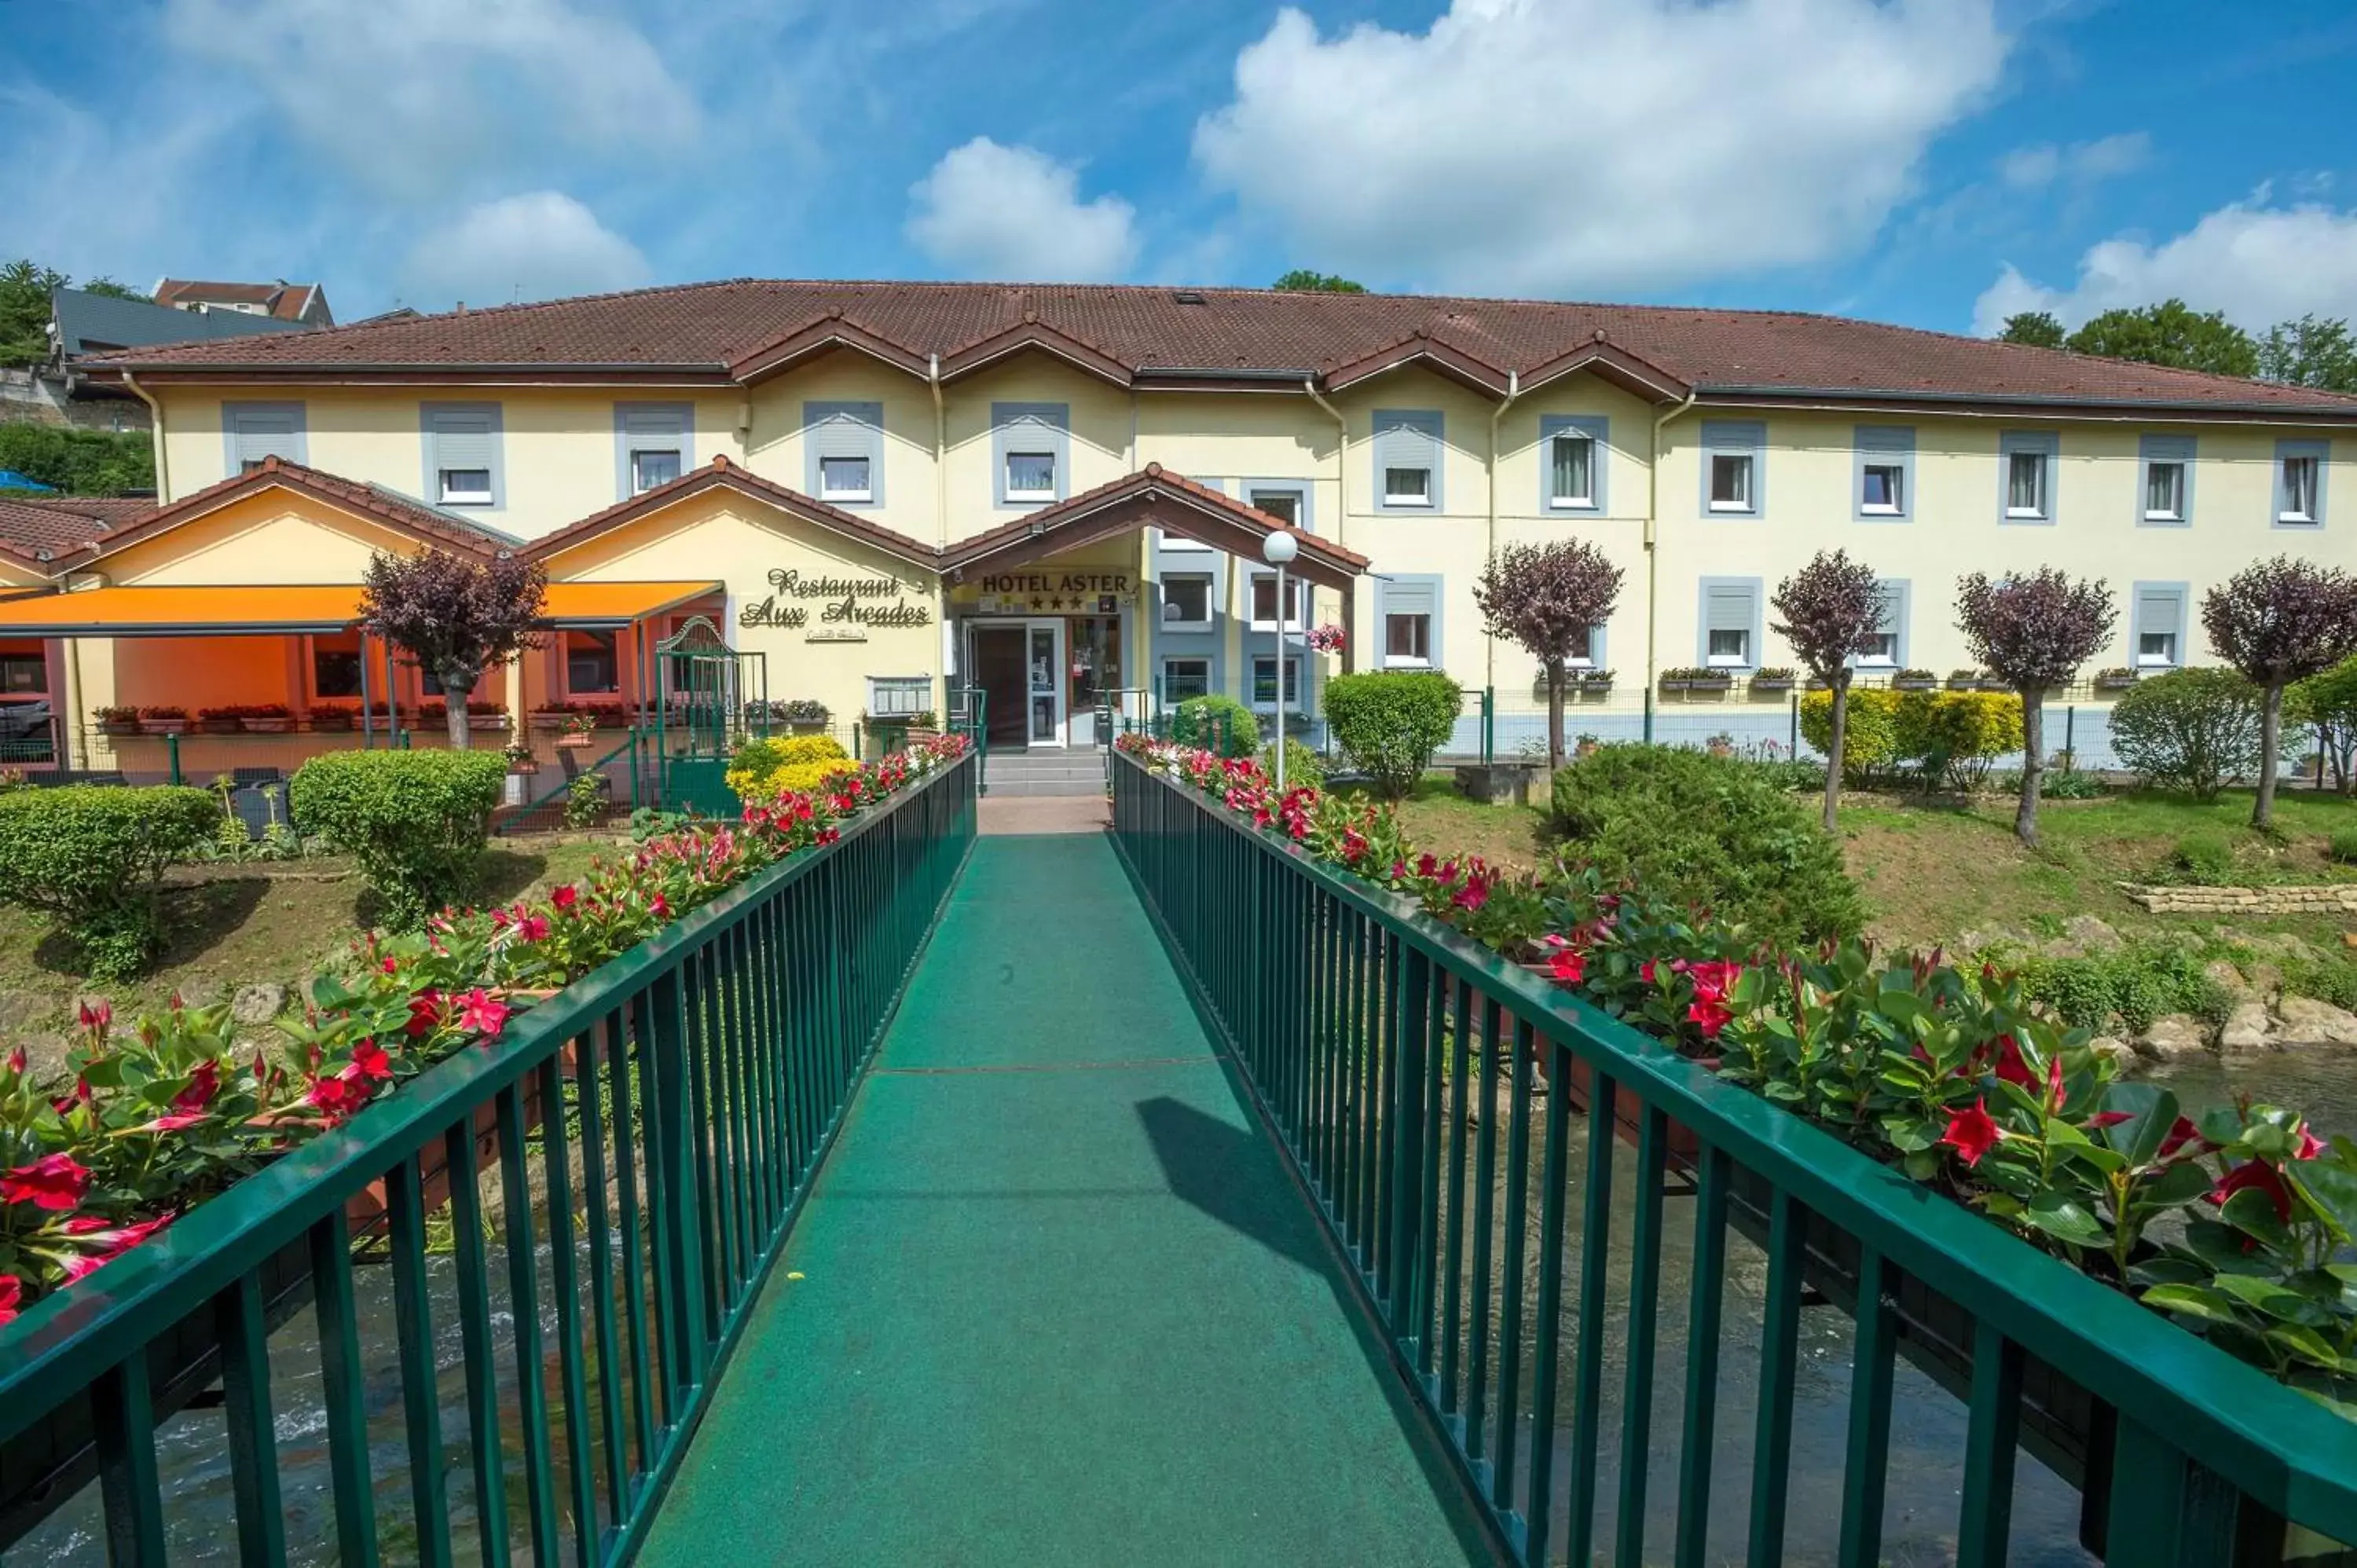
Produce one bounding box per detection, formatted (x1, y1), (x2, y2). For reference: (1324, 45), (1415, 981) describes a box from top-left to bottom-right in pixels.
(0, 1275), (19, 1325)
(59, 1214), (172, 1280)
(78, 998), (111, 1034)
(306, 1073), (366, 1124)
(1941, 1100), (2003, 1167)
(2, 1153), (92, 1212)
(346, 1039), (393, 1084)
(650, 892), (671, 918)
(516, 914), (552, 943)
(458, 989), (510, 1038)
(172, 1060), (220, 1116)
(4, 1046), (23, 1075)
(1686, 996), (1734, 1039)
(1549, 950), (1586, 986)
(2157, 1116), (2215, 1163)
(1452, 878), (1490, 912)
(552, 885), (579, 911)
(2296, 1127), (2326, 1160)
(405, 990), (444, 1039)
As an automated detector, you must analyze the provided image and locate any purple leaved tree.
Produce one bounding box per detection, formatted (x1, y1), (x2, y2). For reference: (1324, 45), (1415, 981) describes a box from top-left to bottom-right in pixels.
(1472, 539), (1624, 769)
(1956, 568), (2116, 846)
(2202, 556), (2357, 828)
(359, 550), (548, 750)
(1770, 550), (1886, 830)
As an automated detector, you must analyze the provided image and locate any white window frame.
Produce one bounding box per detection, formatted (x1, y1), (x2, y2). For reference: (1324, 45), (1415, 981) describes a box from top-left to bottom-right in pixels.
(616, 401), (691, 501)
(1853, 426), (1915, 522)
(1004, 449), (1058, 502)
(2131, 582), (2189, 671)
(1384, 465), (1433, 507)
(1708, 453), (1754, 512)
(1860, 463), (1905, 516)
(1383, 611), (1433, 668)
(1999, 430), (2058, 525)
(630, 447), (683, 495)
(1248, 572), (1307, 632)
(421, 401), (503, 511)
(2276, 441), (2328, 527)
(819, 453), (874, 503)
(1373, 409), (1443, 512)
(438, 467), (494, 506)
(1699, 577), (1762, 670)
(1699, 420), (1766, 518)
(2136, 434), (2194, 528)
(2144, 462), (2186, 522)
(1160, 656), (1212, 703)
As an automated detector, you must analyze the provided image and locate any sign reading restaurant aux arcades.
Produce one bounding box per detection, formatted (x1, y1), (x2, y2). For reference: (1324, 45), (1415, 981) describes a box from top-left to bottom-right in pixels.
(738, 567), (932, 632)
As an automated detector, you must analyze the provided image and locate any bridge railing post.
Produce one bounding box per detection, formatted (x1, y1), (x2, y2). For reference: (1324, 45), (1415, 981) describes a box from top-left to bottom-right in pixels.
(643, 965), (711, 1405)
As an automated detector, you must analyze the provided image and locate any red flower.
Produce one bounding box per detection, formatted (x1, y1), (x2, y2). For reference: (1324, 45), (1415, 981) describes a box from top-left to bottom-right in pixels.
(60, 1214), (172, 1280)
(2, 1152), (92, 1211)
(552, 885), (579, 911)
(458, 989), (510, 1038)
(2296, 1127), (2326, 1161)
(405, 990), (444, 1039)
(1686, 996), (1734, 1039)
(1989, 1035), (2037, 1090)
(1452, 877), (1490, 912)
(78, 998), (111, 1033)
(0, 1275), (18, 1326)
(1549, 949), (1586, 986)
(4, 1046), (24, 1075)
(306, 1073), (367, 1124)
(51, 1075), (93, 1117)
(1415, 853), (1438, 879)
(516, 914), (551, 943)
(347, 1039), (393, 1083)
(2085, 1110), (2134, 1130)
(2157, 1116), (2214, 1163)
(650, 892), (670, 918)
(2209, 1158), (2293, 1222)
(1941, 1100), (2003, 1167)
(172, 1060), (220, 1116)
(1639, 959), (1659, 985)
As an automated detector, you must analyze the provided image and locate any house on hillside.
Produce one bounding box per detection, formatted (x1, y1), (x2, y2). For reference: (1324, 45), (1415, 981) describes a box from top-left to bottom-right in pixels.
(152, 279), (332, 328)
(1, 289), (319, 434)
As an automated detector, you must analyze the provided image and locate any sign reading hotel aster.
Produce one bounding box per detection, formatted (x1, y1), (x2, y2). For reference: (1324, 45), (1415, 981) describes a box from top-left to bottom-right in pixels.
(739, 566), (932, 634)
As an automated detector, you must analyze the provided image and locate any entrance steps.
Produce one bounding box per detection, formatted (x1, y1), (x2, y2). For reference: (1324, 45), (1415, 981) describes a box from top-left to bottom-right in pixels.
(984, 748), (1105, 797)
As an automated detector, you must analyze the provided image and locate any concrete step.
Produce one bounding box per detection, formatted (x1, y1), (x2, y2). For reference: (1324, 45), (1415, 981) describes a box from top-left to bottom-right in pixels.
(985, 779), (1105, 797)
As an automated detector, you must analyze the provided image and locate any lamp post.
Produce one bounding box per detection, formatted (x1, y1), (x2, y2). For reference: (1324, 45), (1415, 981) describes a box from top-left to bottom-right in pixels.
(1261, 529), (1299, 793)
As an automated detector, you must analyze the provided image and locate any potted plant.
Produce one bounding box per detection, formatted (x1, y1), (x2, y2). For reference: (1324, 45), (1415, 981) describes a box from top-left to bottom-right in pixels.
(1576, 668), (1614, 696)
(2095, 666), (2139, 692)
(1685, 665), (1735, 694)
(196, 705), (244, 735)
(1574, 733), (1600, 760)
(1893, 668), (1938, 691)
(138, 705), (190, 735)
(503, 740), (540, 775)
(1657, 667), (1693, 694)
(93, 705), (141, 738)
(1706, 731), (1736, 758)
(467, 708), (511, 733)
(1946, 669), (1982, 691)
(778, 698), (830, 734)
(1750, 665), (1796, 694)
(308, 703), (356, 733)
(556, 711), (599, 749)
(529, 702), (574, 733)
(241, 702), (295, 734)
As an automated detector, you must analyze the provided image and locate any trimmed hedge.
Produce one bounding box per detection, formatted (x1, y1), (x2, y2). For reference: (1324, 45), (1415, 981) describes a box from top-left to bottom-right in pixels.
(1800, 687), (2023, 789)
(0, 785), (217, 980)
(1547, 744), (1865, 946)
(1171, 694), (1259, 757)
(727, 735), (855, 800)
(289, 750), (508, 929)
(1322, 670), (1461, 799)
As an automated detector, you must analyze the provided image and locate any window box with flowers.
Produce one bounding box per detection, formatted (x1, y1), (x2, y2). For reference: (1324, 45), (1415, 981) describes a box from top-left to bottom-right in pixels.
(308, 704), (357, 733)
(556, 712), (599, 749)
(1749, 666), (1797, 695)
(1947, 669), (1983, 691)
(2095, 667), (2139, 692)
(195, 705), (244, 736)
(1576, 669), (1615, 698)
(503, 741), (540, 775)
(93, 705), (141, 738)
(137, 706), (189, 736)
(1662, 666), (1732, 696)
(1892, 669), (1939, 692)
(241, 703), (295, 735)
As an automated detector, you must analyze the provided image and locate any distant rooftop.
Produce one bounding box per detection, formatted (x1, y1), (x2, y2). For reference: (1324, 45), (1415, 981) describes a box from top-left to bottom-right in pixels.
(152, 279), (332, 325)
(49, 288), (314, 361)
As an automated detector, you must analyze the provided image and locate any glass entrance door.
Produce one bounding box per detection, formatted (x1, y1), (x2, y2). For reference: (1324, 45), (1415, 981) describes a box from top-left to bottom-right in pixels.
(1026, 620), (1065, 747)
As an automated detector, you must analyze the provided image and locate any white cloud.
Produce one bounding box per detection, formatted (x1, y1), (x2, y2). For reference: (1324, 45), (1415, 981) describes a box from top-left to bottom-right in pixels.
(162, 0), (700, 197)
(905, 137), (1139, 282)
(1971, 199), (2357, 334)
(399, 192), (651, 308)
(1999, 131), (2149, 189)
(1190, 0), (2010, 295)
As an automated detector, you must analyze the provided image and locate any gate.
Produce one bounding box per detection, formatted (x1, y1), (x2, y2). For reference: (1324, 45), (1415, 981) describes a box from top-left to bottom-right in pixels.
(656, 616), (764, 817)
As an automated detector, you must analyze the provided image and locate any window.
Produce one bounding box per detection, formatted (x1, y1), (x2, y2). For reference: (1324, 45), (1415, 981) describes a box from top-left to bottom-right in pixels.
(1700, 580), (1761, 669)
(1856, 582), (1907, 668)
(867, 676), (930, 717)
(1162, 573), (1212, 628)
(1249, 573), (1307, 630)
(566, 631), (620, 695)
(2136, 434), (2194, 526)
(311, 651), (361, 698)
(422, 402), (502, 509)
(1853, 425), (1915, 522)
(1999, 430), (2058, 523)
(2145, 462), (2185, 519)
(1162, 658), (1211, 702)
(0, 651), (46, 694)
(1541, 415), (1608, 511)
(992, 402), (1069, 507)
(1244, 482), (1311, 532)
(224, 401), (306, 474)
(1378, 575), (1442, 669)
(1373, 409), (1443, 511)
(2133, 584), (2187, 669)
(1252, 655), (1303, 707)
(2278, 440), (2329, 526)
(617, 402), (691, 500)
(1699, 420), (1765, 517)
(805, 401), (885, 507)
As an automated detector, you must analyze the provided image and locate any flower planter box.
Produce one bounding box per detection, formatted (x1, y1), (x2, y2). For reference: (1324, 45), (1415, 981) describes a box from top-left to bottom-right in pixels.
(1750, 678), (1794, 696)
(97, 720), (140, 739)
(530, 712), (572, 732)
(1657, 679), (1692, 694)
(242, 716), (294, 735)
(2095, 676), (2137, 693)
(196, 716), (243, 735)
(340, 1055), (553, 1236)
(1684, 678), (1734, 696)
(1945, 676), (1981, 691)
(308, 713), (354, 733)
(139, 717), (189, 736)
(1893, 677), (1937, 692)
(467, 713), (511, 733)
(555, 733), (594, 750)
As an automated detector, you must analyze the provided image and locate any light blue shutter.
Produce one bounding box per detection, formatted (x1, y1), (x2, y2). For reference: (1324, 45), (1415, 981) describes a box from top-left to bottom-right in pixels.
(227, 403), (304, 471)
(805, 401), (884, 504)
(1373, 410), (1442, 509)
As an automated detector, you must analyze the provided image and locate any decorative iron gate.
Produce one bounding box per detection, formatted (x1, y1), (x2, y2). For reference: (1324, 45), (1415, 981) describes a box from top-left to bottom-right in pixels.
(655, 616), (764, 816)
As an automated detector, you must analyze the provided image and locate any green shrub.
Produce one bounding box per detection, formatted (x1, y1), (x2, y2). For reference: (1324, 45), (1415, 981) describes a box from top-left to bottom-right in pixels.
(1321, 671), (1462, 799)
(2332, 827), (2357, 865)
(1259, 735), (1325, 790)
(1171, 695), (1259, 757)
(290, 750), (508, 928)
(0, 785), (217, 980)
(1545, 744), (1864, 945)
(1892, 689), (2023, 789)
(2109, 667), (2270, 802)
(1798, 687), (1898, 786)
(2015, 943), (2232, 1033)
(2278, 952), (2357, 1012)
(2164, 830), (2238, 885)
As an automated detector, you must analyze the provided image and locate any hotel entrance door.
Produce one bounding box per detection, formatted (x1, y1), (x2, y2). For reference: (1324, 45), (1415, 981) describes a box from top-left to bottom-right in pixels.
(965, 619), (1068, 749)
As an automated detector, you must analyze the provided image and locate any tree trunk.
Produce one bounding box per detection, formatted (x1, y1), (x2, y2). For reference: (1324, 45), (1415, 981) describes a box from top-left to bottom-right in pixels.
(1545, 659), (1567, 771)
(1822, 671), (1848, 832)
(2015, 687), (2044, 846)
(2254, 681), (2284, 830)
(441, 663), (476, 752)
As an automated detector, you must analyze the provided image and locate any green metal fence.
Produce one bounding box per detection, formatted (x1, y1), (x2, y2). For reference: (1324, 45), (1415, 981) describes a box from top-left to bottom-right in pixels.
(0, 749), (978, 1565)
(1108, 749), (2357, 1568)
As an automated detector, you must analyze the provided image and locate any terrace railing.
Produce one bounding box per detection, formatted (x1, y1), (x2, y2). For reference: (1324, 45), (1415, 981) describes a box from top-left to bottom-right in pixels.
(1109, 749), (2357, 1568)
(0, 749), (978, 1564)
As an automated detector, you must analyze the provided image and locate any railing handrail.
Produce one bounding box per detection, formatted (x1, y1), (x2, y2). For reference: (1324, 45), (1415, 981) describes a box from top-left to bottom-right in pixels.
(1111, 748), (2357, 1541)
(0, 753), (974, 1438)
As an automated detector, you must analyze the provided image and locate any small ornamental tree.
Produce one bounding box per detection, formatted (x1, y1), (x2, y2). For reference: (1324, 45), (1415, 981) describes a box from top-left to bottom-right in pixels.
(1771, 550), (1886, 829)
(1472, 539), (1624, 769)
(2201, 556), (2357, 828)
(359, 550), (548, 749)
(1956, 569), (2117, 846)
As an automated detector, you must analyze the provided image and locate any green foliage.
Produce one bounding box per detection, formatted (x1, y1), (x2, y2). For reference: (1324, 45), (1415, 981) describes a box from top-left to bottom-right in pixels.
(726, 734), (853, 799)
(2163, 830), (2237, 885)
(1270, 270), (1365, 292)
(2278, 952), (2357, 1012)
(2110, 667), (2270, 801)
(0, 258), (67, 367)
(2260, 313), (2357, 392)
(2332, 827), (2357, 865)
(2064, 299), (2260, 377)
(1892, 689), (2024, 788)
(2289, 655), (2357, 793)
(1800, 687), (1899, 785)
(1545, 744), (1865, 945)
(0, 784), (216, 979)
(1321, 671), (1462, 799)
(289, 750), (508, 929)
(1259, 735), (1324, 789)
(0, 423), (155, 496)
(1171, 694), (1259, 757)
(2014, 941), (2231, 1033)
(565, 771), (610, 829)
(1998, 310), (2066, 348)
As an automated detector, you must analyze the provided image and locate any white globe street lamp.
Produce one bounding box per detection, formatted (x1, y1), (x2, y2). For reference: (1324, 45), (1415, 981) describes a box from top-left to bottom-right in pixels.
(1261, 529), (1299, 793)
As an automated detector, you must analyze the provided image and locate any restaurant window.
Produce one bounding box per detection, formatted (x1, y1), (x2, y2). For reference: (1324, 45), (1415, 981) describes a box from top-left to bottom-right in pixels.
(566, 630), (621, 695)
(311, 635), (363, 699)
(0, 647), (45, 694)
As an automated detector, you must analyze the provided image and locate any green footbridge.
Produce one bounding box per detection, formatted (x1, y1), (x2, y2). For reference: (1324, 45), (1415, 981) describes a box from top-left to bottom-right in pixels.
(2, 749), (2354, 1567)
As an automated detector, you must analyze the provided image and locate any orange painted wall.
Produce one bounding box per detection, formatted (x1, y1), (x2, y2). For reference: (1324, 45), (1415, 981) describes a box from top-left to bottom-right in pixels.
(114, 636), (296, 710)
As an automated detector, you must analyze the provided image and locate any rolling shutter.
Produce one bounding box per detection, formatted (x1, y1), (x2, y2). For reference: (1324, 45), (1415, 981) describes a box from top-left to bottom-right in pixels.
(1706, 584), (1754, 634)
(431, 412), (495, 471)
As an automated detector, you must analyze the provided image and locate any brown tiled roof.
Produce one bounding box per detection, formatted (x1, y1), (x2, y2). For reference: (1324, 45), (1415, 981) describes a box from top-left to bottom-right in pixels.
(525, 456), (941, 572)
(0, 498), (129, 566)
(85, 456), (512, 569)
(84, 279), (2357, 416)
(153, 279), (323, 321)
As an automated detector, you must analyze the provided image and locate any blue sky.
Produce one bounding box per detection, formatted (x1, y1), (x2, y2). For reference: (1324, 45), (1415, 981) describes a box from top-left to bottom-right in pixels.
(5, 0), (2355, 338)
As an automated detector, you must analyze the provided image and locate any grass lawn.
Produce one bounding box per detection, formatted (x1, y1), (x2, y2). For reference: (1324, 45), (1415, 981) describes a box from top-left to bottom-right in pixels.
(1332, 776), (1552, 869)
(0, 836), (611, 1079)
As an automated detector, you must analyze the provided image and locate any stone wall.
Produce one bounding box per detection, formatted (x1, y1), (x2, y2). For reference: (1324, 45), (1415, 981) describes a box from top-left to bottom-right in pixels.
(0, 369), (150, 433)
(2122, 883), (2357, 915)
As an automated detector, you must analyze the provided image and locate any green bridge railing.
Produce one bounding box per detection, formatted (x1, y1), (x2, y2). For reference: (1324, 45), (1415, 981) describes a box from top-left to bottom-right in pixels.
(0, 751), (977, 1564)
(1109, 749), (2357, 1568)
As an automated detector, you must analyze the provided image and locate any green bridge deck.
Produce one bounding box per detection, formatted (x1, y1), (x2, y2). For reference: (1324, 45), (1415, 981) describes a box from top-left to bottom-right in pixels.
(636, 832), (1496, 1567)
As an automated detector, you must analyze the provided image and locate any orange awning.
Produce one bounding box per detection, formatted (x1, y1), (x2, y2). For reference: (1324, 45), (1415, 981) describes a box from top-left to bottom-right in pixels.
(0, 581), (725, 637)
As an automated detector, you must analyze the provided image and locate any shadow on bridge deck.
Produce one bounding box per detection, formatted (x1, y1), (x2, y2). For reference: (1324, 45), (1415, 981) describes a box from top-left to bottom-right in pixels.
(634, 832), (1497, 1567)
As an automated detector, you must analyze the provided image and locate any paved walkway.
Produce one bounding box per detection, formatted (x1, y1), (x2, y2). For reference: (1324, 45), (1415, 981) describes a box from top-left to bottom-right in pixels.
(636, 833), (1494, 1567)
